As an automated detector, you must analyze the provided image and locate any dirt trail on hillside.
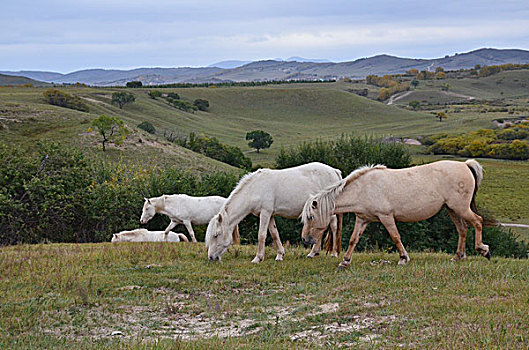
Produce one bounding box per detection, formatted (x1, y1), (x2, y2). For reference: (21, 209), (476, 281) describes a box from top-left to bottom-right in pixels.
(387, 90), (474, 105)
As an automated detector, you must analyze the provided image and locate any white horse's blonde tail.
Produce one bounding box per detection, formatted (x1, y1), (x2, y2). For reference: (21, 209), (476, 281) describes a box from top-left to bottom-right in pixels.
(177, 234), (189, 242)
(465, 159), (483, 187)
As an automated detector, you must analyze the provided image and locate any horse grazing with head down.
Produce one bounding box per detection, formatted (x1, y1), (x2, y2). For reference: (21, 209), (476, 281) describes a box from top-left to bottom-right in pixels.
(140, 194), (240, 244)
(301, 160), (490, 268)
(206, 162), (343, 263)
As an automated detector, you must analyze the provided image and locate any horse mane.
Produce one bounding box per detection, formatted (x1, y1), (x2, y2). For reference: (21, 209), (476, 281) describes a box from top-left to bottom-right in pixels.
(227, 169), (267, 201)
(301, 164), (386, 224)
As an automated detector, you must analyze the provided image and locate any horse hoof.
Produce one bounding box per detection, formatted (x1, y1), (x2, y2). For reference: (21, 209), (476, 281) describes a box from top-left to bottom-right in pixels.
(330, 253), (338, 258)
(251, 257), (263, 264)
(485, 251), (491, 260)
(275, 255), (284, 261)
(306, 254), (314, 259)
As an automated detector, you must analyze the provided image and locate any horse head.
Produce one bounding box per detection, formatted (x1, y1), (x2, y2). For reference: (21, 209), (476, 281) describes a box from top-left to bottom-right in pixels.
(140, 197), (156, 224)
(205, 209), (233, 261)
(301, 197), (330, 246)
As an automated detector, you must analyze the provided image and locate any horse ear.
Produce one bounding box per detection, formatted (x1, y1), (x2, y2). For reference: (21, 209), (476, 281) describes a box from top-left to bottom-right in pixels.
(312, 200), (318, 209)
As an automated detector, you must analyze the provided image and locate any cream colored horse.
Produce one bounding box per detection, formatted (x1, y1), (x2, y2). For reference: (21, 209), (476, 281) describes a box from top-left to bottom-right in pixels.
(301, 160), (489, 268)
(111, 229), (189, 242)
(206, 162), (343, 263)
(140, 194), (240, 244)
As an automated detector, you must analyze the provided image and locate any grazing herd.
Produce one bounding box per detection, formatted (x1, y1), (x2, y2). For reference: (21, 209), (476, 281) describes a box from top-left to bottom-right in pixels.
(114, 160), (490, 267)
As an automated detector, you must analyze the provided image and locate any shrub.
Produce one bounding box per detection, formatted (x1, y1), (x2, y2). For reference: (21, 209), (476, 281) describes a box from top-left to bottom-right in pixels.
(276, 134), (411, 175)
(193, 99), (210, 111)
(43, 89), (89, 112)
(111, 92), (135, 109)
(148, 90), (162, 99)
(126, 81), (143, 88)
(138, 121), (156, 134)
(176, 133), (252, 170)
(168, 99), (197, 112)
(0, 142), (242, 245)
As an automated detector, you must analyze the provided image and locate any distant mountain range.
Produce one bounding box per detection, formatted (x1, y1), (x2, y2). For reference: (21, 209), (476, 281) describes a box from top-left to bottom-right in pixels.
(2, 48), (529, 86)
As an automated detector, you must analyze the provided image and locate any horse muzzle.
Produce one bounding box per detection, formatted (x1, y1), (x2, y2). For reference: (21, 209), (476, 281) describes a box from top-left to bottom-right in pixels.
(302, 236), (316, 246)
(208, 255), (220, 261)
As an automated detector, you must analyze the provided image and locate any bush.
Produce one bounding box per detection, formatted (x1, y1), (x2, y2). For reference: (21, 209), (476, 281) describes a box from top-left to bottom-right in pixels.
(43, 89), (89, 112)
(428, 128), (529, 160)
(126, 81), (142, 88)
(138, 121), (156, 134)
(148, 90), (162, 99)
(1, 142), (526, 259)
(0, 142), (242, 245)
(176, 133), (252, 170)
(193, 99), (210, 111)
(168, 99), (197, 112)
(276, 134), (411, 175)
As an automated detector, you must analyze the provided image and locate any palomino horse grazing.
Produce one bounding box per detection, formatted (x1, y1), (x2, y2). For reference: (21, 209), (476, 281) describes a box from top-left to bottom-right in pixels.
(301, 160), (489, 268)
(205, 162), (343, 263)
(111, 229), (189, 242)
(140, 194), (240, 244)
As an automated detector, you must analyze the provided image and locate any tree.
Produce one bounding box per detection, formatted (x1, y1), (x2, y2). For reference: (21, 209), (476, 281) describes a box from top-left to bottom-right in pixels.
(435, 67), (444, 73)
(126, 81), (142, 88)
(111, 92), (135, 109)
(193, 99), (210, 111)
(246, 130), (273, 153)
(138, 121), (156, 134)
(436, 112), (447, 122)
(89, 115), (129, 151)
(409, 100), (421, 110)
(406, 68), (419, 76)
(148, 90), (162, 99)
(410, 79), (419, 89)
(435, 71), (447, 79)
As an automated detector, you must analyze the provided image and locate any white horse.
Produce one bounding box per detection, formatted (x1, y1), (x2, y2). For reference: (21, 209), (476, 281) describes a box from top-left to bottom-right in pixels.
(205, 162), (343, 263)
(111, 229), (189, 242)
(301, 160), (490, 268)
(140, 194), (240, 244)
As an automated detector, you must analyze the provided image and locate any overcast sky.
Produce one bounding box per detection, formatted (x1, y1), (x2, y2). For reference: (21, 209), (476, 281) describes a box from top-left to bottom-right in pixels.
(2, 0), (529, 72)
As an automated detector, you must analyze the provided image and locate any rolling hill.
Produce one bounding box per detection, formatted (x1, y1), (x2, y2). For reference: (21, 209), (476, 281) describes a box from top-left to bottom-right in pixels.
(2, 48), (529, 86)
(0, 73), (50, 86)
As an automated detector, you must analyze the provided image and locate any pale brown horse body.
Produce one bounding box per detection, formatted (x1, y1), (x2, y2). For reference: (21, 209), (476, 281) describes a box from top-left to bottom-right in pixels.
(301, 160), (489, 267)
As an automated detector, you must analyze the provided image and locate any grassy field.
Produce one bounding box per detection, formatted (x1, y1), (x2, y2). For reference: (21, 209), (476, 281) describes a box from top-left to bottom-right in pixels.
(0, 81), (506, 166)
(1, 242), (528, 349)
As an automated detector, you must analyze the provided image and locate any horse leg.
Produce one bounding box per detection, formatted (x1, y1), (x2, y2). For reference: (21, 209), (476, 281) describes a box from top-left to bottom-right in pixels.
(379, 215), (410, 265)
(338, 217), (369, 269)
(460, 209), (489, 259)
(446, 208), (468, 261)
(251, 210), (272, 263)
(164, 220), (178, 241)
(268, 217), (285, 261)
(183, 220), (197, 243)
(307, 239), (321, 258)
(329, 215), (339, 257)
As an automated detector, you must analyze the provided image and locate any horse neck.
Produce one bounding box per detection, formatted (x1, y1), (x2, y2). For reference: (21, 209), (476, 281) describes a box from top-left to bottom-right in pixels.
(224, 190), (251, 229)
(334, 181), (359, 214)
(153, 196), (167, 214)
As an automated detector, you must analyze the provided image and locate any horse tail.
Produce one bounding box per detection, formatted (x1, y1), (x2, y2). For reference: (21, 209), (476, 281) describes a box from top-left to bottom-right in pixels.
(465, 159), (496, 226)
(232, 225), (241, 245)
(177, 234), (189, 242)
(324, 213), (343, 254)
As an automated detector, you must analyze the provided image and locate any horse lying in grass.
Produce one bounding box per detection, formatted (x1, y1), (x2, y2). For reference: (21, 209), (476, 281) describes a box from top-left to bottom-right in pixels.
(206, 162), (344, 263)
(301, 160), (490, 268)
(111, 229), (189, 242)
(140, 194), (240, 244)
